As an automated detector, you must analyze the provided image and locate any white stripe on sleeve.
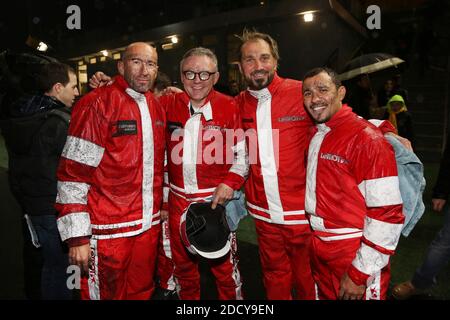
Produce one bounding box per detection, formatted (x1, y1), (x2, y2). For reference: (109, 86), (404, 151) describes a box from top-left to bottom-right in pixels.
(351, 242), (390, 276)
(56, 181), (90, 205)
(363, 216), (403, 251)
(62, 136), (105, 167)
(57, 212), (92, 241)
(358, 176), (402, 207)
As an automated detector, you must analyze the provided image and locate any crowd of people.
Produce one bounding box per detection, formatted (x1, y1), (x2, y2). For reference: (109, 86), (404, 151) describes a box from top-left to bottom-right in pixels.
(0, 29), (447, 301)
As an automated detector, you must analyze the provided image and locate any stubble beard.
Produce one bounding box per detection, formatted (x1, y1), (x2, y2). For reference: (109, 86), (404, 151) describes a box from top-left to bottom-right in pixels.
(247, 72), (275, 91)
(126, 74), (153, 93)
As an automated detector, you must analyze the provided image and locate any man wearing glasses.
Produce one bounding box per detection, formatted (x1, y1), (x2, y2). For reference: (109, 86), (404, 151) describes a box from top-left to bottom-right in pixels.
(159, 47), (247, 300)
(55, 42), (166, 299)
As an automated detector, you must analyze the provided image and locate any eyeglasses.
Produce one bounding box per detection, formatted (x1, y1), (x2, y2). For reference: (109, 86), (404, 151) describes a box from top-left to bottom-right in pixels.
(182, 70), (216, 81)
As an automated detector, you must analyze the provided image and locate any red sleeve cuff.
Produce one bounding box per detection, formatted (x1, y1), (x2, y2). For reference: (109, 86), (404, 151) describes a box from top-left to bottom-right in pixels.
(66, 236), (90, 248)
(222, 172), (245, 190)
(378, 120), (397, 134)
(347, 264), (370, 287)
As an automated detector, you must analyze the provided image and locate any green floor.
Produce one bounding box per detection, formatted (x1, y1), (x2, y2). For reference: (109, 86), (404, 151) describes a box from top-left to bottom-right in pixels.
(390, 163), (450, 299)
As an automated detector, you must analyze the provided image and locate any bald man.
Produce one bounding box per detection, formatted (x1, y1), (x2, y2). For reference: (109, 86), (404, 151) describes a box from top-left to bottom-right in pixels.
(55, 42), (166, 299)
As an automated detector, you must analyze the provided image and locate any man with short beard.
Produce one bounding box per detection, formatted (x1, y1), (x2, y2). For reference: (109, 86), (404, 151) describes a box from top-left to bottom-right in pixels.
(55, 42), (166, 300)
(235, 30), (316, 300)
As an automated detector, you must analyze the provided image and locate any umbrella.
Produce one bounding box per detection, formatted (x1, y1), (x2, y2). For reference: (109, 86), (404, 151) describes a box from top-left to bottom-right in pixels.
(338, 53), (405, 81)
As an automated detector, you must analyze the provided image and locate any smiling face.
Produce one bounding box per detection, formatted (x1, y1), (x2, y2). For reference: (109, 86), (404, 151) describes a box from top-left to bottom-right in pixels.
(118, 42), (158, 93)
(181, 54), (219, 107)
(239, 39), (277, 90)
(302, 71), (346, 124)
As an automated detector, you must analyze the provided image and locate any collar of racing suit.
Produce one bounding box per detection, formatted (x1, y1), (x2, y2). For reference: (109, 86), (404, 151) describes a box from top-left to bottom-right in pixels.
(179, 89), (215, 121)
(314, 104), (354, 133)
(246, 72), (283, 101)
(112, 75), (155, 100)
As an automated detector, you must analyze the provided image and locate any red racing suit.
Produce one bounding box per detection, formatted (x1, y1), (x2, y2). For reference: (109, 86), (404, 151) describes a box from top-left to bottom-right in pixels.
(305, 105), (404, 300)
(236, 74), (316, 299)
(156, 219), (176, 291)
(55, 76), (166, 299)
(160, 89), (247, 300)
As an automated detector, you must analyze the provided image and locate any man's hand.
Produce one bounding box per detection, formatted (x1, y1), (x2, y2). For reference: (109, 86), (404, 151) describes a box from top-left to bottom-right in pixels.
(89, 71), (112, 89)
(385, 132), (413, 151)
(211, 183), (234, 209)
(164, 86), (183, 94)
(69, 243), (91, 276)
(161, 209), (169, 222)
(432, 198), (446, 212)
(339, 272), (366, 300)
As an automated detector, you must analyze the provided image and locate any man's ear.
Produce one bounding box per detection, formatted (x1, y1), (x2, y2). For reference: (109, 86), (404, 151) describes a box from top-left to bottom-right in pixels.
(117, 61), (124, 76)
(338, 85), (346, 102)
(238, 63), (243, 75)
(213, 72), (220, 85)
(53, 82), (63, 94)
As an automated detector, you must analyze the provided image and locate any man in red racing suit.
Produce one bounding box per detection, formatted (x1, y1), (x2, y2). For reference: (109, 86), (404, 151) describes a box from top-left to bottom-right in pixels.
(55, 43), (166, 300)
(235, 30), (316, 300)
(302, 67), (404, 300)
(160, 47), (247, 300)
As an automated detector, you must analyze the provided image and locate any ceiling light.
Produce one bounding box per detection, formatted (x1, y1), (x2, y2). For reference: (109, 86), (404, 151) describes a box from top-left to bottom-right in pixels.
(162, 43), (174, 50)
(37, 42), (48, 52)
(303, 13), (314, 22)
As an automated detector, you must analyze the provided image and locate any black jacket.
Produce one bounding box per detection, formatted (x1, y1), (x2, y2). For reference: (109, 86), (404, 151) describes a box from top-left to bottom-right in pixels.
(433, 133), (450, 200)
(345, 85), (372, 120)
(0, 95), (70, 216)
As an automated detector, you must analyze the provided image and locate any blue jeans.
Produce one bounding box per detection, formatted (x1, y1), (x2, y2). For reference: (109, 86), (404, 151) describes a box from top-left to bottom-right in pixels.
(412, 204), (450, 290)
(25, 214), (72, 300)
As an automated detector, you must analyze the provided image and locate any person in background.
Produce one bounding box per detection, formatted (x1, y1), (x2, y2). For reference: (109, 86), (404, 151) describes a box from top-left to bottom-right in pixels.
(392, 133), (450, 300)
(391, 74), (409, 105)
(153, 71), (172, 96)
(382, 94), (414, 147)
(228, 80), (240, 97)
(377, 79), (394, 108)
(302, 67), (404, 300)
(344, 74), (374, 120)
(0, 61), (79, 299)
